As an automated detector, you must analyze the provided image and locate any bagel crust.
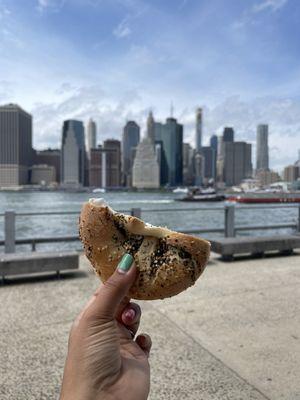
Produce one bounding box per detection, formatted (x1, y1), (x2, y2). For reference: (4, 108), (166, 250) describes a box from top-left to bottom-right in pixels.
(79, 199), (210, 300)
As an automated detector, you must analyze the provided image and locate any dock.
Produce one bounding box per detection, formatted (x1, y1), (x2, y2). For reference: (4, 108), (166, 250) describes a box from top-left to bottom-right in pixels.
(1, 252), (300, 399)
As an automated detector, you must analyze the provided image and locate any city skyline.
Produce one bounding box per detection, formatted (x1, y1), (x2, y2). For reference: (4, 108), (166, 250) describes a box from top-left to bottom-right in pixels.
(1, 1), (300, 170)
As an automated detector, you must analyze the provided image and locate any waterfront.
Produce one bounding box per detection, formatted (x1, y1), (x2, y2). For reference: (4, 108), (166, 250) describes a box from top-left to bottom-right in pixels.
(0, 191), (299, 253)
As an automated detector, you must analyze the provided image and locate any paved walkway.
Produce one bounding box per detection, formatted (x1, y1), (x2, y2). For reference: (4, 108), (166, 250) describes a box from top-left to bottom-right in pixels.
(1, 252), (300, 399)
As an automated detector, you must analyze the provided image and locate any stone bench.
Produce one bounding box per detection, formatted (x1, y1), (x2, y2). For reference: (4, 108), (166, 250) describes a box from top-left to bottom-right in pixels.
(210, 235), (300, 261)
(0, 251), (79, 281)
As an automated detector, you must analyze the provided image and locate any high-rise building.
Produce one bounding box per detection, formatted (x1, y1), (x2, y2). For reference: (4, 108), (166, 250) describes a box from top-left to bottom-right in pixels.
(87, 118), (97, 154)
(122, 121), (140, 186)
(61, 120), (85, 186)
(256, 124), (269, 171)
(147, 111), (155, 144)
(210, 135), (218, 153)
(194, 152), (204, 186)
(103, 139), (121, 187)
(154, 117), (183, 186)
(201, 146), (216, 181)
(132, 137), (160, 189)
(223, 127), (234, 143)
(283, 165), (299, 182)
(224, 142), (252, 186)
(195, 108), (202, 152)
(0, 103), (33, 187)
(183, 143), (194, 186)
(34, 149), (61, 183)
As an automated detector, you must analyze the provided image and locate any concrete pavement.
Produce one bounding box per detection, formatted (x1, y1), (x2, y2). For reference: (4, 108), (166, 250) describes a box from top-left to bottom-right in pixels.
(0, 252), (299, 399)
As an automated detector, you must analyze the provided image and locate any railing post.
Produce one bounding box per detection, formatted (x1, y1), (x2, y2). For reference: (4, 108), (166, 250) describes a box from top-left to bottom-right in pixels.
(5, 211), (16, 253)
(131, 208), (141, 218)
(224, 204), (235, 237)
(298, 204), (300, 233)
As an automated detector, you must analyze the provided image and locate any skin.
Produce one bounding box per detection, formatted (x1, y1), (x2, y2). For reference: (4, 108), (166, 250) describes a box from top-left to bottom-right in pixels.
(60, 264), (151, 400)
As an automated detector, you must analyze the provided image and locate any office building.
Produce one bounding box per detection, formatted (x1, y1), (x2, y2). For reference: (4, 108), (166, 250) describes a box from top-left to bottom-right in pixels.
(283, 165), (299, 182)
(201, 146), (216, 181)
(147, 111), (155, 143)
(103, 139), (121, 187)
(61, 120), (85, 186)
(132, 137), (160, 189)
(122, 121), (140, 186)
(223, 127), (234, 143)
(195, 107), (202, 152)
(0, 103), (33, 187)
(256, 124), (269, 171)
(89, 141), (121, 188)
(194, 152), (204, 186)
(87, 118), (97, 154)
(183, 143), (194, 186)
(210, 135), (218, 153)
(224, 142), (252, 186)
(34, 149), (61, 183)
(31, 164), (56, 185)
(256, 169), (281, 187)
(154, 116), (183, 186)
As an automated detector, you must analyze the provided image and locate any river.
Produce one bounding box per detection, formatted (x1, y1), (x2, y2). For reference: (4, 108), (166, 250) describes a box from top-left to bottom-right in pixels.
(0, 191), (298, 252)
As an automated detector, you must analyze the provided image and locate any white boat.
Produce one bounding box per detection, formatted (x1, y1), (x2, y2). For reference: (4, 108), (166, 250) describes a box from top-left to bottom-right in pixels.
(92, 188), (106, 193)
(173, 187), (189, 194)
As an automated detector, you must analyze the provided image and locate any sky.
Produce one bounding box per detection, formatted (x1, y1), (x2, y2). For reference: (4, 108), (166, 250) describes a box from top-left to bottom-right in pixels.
(0, 0), (300, 171)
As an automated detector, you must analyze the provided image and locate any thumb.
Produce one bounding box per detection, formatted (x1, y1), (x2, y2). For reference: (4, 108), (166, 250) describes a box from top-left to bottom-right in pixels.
(86, 253), (136, 321)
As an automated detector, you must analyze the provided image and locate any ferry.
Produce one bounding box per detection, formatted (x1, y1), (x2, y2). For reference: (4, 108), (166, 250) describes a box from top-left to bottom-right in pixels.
(227, 191), (300, 204)
(176, 188), (225, 202)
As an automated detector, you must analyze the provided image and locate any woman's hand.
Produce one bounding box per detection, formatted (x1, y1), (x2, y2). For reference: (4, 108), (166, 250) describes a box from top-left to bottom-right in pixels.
(60, 254), (151, 400)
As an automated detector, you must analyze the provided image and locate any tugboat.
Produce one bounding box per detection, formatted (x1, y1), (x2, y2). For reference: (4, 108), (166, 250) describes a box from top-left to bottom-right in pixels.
(175, 188), (225, 202)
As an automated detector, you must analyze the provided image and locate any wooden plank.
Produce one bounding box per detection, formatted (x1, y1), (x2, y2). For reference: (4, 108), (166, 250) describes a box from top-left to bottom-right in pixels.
(0, 251), (79, 277)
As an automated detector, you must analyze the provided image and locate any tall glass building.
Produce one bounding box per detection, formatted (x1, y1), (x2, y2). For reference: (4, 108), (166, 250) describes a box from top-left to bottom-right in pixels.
(155, 117), (183, 186)
(122, 121), (140, 186)
(61, 120), (85, 186)
(256, 124), (269, 171)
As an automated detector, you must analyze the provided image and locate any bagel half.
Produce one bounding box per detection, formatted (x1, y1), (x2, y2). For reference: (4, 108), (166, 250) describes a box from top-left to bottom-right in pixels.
(79, 198), (210, 300)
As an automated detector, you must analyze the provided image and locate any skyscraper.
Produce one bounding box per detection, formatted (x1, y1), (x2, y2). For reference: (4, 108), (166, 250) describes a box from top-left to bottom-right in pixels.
(155, 117), (183, 186)
(34, 149), (61, 183)
(61, 120), (85, 186)
(132, 137), (160, 189)
(224, 142), (252, 186)
(223, 127), (234, 143)
(0, 103), (33, 187)
(210, 135), (218, 153)
(103, 139), (121, 187)
(256, 124), (269, 171)
(195, 108), (202, 152)
(122, 121), (140, 186)
(183, 143), (194, 186)
(201, 146), (216, 181)
(147, 111), (155, 144)
(87, 118), (97, 153)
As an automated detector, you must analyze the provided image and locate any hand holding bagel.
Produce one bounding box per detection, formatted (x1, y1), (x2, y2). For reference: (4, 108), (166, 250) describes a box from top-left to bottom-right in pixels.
(60, 255), (151, 400)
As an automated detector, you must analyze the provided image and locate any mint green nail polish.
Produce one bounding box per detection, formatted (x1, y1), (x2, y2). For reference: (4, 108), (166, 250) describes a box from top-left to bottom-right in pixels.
(117, 253), (134, 273)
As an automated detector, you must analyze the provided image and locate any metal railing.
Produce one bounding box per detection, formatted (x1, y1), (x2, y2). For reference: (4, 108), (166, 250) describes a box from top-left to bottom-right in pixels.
(0, 204), (299, 253)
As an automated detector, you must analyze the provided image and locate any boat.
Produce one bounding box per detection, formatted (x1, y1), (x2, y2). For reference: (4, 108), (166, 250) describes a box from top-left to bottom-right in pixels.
(173, 187), (189, 194)
(92, 188), (106, 193)
(175, 188), (225, 202)
(228, 191), (300, 204)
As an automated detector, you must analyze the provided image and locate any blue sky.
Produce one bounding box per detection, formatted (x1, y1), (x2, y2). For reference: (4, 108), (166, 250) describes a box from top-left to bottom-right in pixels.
(0, 0), (300, 171)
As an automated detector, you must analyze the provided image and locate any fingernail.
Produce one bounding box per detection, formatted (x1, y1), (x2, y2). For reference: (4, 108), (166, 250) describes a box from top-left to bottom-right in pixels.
(124, 308), (136, 321)
(117, 253), (134, 274)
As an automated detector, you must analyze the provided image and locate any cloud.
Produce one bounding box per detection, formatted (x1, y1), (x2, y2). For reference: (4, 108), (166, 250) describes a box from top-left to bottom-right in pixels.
(37, 0), (65, 13)
(0, 80), (14, 102)
(252, 0), (288, 13)
(113, 18), (131, 38)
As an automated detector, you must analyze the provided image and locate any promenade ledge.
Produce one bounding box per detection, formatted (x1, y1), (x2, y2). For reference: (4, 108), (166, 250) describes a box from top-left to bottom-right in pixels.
(1, 252), (300, 399)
